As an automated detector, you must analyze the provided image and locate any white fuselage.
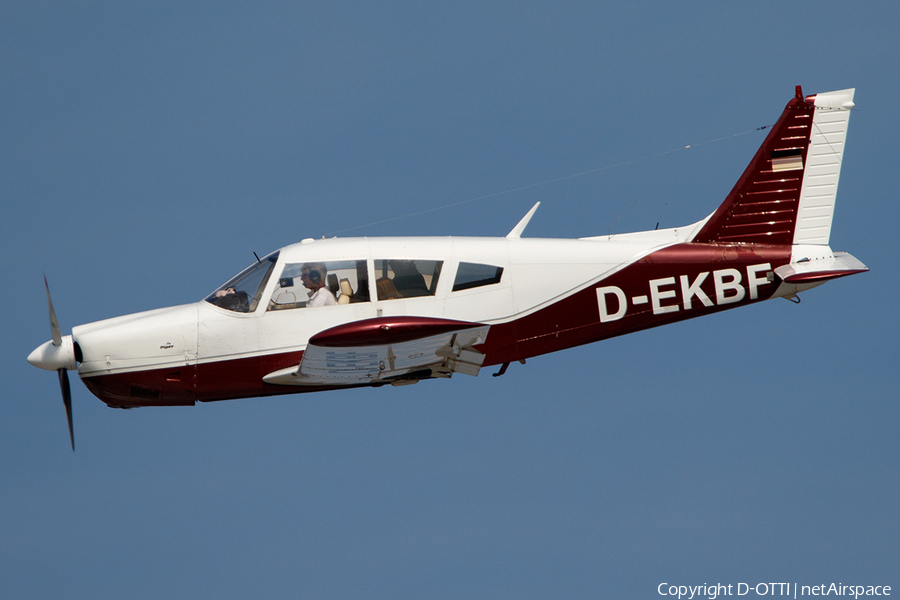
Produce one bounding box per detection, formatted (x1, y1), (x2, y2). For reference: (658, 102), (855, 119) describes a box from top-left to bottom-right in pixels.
(73, 231), (697, 380)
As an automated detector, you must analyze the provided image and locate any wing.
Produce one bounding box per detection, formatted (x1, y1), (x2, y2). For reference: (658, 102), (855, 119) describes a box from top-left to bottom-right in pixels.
(262, 316), (490, 387)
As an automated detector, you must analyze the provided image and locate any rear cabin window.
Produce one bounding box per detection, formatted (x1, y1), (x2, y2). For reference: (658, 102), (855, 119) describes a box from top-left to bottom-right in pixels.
(268, 259), (369, 310)
(374, 259), (442, 300)
(453, 262), (504, 292)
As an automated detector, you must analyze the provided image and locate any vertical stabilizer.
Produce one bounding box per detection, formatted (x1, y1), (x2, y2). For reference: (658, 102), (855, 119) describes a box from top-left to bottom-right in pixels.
(692, 87), (854, 246)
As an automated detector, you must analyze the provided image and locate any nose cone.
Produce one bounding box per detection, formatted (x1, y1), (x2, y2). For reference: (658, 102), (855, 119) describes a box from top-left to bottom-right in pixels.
(28, 335), (77, 371)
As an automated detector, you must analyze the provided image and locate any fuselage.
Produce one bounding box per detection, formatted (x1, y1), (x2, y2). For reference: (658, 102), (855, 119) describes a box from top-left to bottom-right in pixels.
(68, 226), (815, 408)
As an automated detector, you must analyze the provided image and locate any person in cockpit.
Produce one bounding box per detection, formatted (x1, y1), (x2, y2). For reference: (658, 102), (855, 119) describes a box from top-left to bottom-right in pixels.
(211, 286), (249, 311)
(376, 277), (401, 300)
(300, 263), (337, 307)
(390, 260), (429, 297)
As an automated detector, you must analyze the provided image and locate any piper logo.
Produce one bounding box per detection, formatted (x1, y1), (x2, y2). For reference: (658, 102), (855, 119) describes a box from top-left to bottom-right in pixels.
(597, 263), (772, 323)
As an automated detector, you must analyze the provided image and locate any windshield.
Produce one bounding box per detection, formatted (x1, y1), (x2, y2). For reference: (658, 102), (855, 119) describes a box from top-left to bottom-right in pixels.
(205, 252), (279, 313)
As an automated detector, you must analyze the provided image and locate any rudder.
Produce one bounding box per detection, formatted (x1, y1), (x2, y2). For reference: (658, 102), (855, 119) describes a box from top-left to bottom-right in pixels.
(793, 88), (855, 245)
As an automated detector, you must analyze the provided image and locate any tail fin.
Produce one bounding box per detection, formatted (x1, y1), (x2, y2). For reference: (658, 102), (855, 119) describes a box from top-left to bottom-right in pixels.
(692, 87), (855, 246)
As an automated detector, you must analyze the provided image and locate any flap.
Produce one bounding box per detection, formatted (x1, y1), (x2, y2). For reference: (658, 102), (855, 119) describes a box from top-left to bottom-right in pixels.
(263, 317), (490, 387)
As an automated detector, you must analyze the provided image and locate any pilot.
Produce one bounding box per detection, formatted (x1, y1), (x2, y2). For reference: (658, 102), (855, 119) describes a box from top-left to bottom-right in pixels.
(300, 263), (336, 307)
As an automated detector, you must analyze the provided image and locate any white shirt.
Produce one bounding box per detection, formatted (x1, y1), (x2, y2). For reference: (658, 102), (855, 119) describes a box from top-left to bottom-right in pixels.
(307, 286), (337, 307)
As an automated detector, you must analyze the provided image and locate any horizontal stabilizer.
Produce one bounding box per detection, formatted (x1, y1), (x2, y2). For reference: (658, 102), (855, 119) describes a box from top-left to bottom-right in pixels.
(774, 251), (868, 283)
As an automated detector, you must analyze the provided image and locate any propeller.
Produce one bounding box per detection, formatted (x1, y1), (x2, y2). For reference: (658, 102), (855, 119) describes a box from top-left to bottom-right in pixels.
(58, 364), (74, 451)
(27, 276), (78, 451)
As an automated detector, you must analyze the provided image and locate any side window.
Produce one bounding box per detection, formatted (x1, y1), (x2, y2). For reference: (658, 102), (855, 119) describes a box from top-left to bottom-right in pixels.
(268, 260), (369, 310)
(453, 262), (504, 292)
(374, 259), (442, 300)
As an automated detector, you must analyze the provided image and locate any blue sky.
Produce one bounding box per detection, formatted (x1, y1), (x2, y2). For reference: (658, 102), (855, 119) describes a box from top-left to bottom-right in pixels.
(3, 3), (898, 598)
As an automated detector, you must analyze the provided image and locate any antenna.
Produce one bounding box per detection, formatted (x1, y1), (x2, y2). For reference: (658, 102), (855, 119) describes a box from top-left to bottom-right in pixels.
(253, 252), (261, 264)
(655, 202), (668, 230)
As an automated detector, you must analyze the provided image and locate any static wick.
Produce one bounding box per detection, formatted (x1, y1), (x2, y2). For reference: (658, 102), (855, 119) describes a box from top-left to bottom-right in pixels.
(253, 252), (261, 264)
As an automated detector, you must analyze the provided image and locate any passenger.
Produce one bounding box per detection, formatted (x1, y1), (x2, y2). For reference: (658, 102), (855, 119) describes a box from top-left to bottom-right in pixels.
(300, 263), (337, 307)
(376, 277), (402, 300)
(389, 260), (429, 297)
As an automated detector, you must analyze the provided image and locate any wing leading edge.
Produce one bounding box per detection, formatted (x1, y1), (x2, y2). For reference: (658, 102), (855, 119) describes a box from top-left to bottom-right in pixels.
(262, 317), (490, 387)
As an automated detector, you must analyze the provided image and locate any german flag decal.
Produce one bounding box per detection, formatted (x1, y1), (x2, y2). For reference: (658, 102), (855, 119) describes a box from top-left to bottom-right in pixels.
(771, 148), (804, 172)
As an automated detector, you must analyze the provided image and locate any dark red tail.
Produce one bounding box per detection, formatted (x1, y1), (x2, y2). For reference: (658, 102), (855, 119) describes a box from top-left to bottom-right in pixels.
(692, 86), (816, 245)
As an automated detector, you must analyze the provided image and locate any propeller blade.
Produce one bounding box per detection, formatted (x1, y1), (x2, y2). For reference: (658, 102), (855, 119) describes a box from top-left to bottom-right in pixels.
(58, 368), (74, 451)
(44, 275), (62, 346)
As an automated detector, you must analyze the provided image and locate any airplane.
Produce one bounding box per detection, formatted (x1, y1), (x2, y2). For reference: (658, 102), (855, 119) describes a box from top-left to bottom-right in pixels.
(28, 86), (867, 450)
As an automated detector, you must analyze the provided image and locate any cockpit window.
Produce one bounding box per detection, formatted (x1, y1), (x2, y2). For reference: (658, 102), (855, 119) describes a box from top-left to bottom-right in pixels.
(268, 259), (369, 310)
(205, 252), (279, 313)
(374, 259), (442, 300)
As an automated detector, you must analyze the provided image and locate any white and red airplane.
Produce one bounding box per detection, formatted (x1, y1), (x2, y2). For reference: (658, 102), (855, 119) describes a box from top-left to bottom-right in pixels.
(29, 86), (866, 449)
